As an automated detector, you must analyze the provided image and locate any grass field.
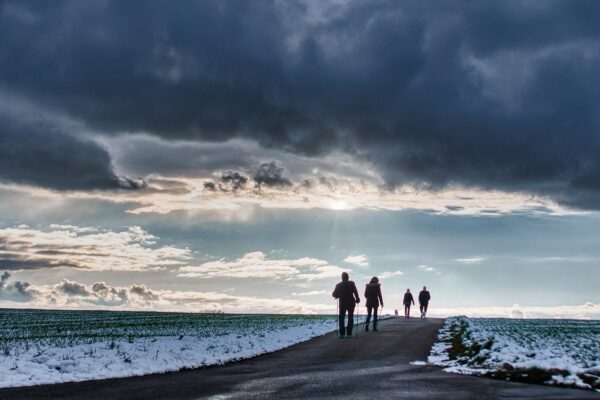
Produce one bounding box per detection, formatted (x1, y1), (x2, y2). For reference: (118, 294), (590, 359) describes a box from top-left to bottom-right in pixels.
(0, 308), (341, 388)
(429, 316), (600, 391)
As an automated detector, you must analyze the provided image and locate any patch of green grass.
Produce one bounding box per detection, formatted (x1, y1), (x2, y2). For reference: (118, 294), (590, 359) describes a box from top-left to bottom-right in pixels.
(487, 367), (566, 385)
(445, 320), (492, 365)
(486, 367), (599, 390)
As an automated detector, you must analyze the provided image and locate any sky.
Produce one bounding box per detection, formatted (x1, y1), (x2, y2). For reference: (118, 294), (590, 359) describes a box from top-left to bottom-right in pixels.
(1, 0), (600, 318)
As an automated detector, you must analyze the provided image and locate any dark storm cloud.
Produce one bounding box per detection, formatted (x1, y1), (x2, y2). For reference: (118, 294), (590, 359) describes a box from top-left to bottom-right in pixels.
(218, 171), (249, 191)
(203, 162), (291, 191)
(0, 271), (9, 287)
(56, 280), (90, 296)
(2, 1), (600, 207)
(253, 162), (292, 187)
(0, 113), (145, 190)
(0, 271), (35, 301)
(204, 170), (249, 192)
(0, 257), (80, 270)
(129, 284), (160, 301)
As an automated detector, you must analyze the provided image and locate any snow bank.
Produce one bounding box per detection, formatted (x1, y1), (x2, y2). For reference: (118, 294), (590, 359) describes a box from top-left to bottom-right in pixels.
(428, 317), (600, 390)
(0, 312), (341, 388)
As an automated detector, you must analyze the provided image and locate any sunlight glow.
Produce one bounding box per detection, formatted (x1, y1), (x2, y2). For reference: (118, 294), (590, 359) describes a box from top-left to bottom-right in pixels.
(330, 200), (348, 210)
(0, 179), (579, 217)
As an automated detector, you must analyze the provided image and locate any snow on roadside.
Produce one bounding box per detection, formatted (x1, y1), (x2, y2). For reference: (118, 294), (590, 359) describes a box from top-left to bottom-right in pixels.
(428, 317), (600, 390)
(0, 318), (338, 388)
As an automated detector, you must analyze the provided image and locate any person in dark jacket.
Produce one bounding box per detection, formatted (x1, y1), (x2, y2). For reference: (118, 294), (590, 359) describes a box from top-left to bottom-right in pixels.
(403, 288), (414, 318)
(332, 272), (360, 337)
(364, 276), (384, 332)
(418, 286), (431, 318)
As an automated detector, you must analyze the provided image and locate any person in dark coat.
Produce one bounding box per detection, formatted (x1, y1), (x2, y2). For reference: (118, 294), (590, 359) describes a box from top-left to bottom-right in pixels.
(403, 288), (414, 318)
(418, 286), (431, 318)
(332, 272), (360, 337)
(364, 276), (384, 332)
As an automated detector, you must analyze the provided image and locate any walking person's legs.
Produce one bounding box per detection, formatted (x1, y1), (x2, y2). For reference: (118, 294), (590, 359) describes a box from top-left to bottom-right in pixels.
(347, 305), (355, 335)
(373, 306), (379, 331)
(365, 306), (372, 331)
(338, 304), (346, 336)
(419, 303), (425, 318)
(355, 305), (359, 338)
(423, 302), (428, 317)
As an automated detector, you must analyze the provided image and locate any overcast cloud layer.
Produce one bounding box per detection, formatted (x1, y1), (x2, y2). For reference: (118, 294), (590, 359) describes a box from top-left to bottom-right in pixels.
(1, 1), (600, 209)
(1, 1), (600, 317)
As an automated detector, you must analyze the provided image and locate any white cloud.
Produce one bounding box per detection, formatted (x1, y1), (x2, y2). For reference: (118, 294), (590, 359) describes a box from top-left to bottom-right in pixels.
(0, 274), (332, 314)
(292, 290), (327, 296)
(454, 257), (486, 264)
(0, 225), (191, 271)
(380, 270), (404, 279)
(177, 251), (346, 281)
(431, 303), (600, 320)
(417, 265), (441, 275)
(343, 254), (369, 267)
(4, 272), (600, 318)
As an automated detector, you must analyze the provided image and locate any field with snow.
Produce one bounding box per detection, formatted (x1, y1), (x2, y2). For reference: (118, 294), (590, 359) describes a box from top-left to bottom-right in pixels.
(0, 308), (343, 388)
(429, 316), (600, 391)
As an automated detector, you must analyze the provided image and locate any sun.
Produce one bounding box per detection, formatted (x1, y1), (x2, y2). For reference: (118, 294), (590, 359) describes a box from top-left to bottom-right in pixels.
(330, 200), (349, 210)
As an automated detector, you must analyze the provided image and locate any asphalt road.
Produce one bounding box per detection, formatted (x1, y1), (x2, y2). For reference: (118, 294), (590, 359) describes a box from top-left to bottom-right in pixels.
(2, 317), (599, 399)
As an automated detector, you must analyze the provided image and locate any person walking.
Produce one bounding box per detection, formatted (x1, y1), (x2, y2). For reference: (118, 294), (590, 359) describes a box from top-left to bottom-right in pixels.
(332, 272), (360, 337)
(364, 276), (383, 332)
(418, 286), (431, 318)
(403, 288), (414, 318)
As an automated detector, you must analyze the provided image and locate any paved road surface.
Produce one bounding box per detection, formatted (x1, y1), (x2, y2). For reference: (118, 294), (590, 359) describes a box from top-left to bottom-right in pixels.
(2, 317), (599, 399)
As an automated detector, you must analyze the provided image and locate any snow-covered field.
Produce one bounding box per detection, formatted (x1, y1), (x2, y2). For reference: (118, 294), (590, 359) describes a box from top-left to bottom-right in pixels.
(0, 309), (343, 388)
(429, 317), (600, 391)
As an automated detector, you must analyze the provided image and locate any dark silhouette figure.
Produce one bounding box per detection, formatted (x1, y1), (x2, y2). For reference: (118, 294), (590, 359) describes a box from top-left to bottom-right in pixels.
(364, 276), (383, 332)
(332, 272), (360, 337)
(403, 288), (414, 318)
(418, 286), (431, 318)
